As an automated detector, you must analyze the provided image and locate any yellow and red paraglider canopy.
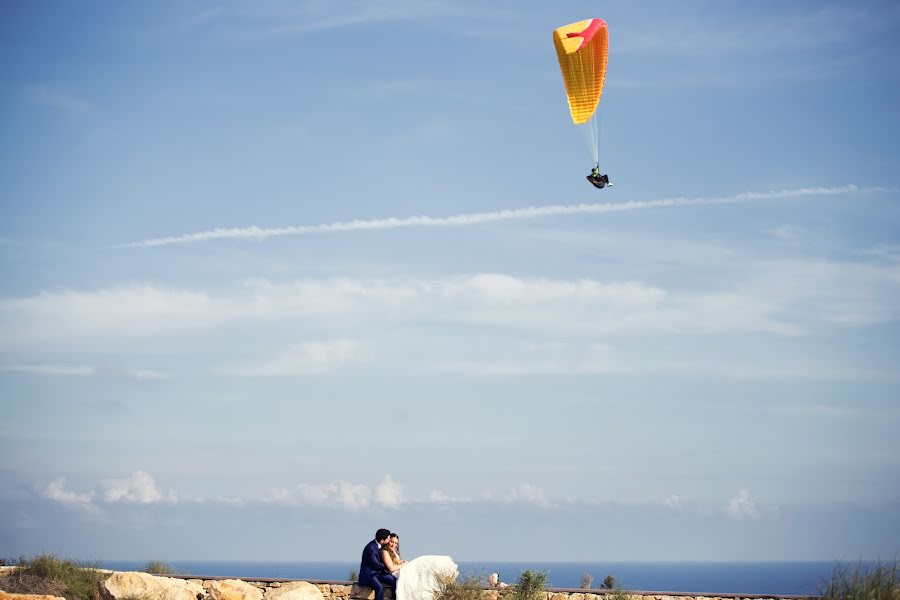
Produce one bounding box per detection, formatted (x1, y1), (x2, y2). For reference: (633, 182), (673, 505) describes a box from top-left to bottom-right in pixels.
(553, 18), (609, 125)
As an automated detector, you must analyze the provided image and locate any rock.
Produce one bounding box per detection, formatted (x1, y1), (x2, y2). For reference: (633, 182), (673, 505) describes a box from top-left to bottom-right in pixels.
(267, 582), (326, 600)
(208, 580), (264, 600)
(348, 586), (393, 600)
(0, 593), (66, 600)
(100, 571), (204, 600)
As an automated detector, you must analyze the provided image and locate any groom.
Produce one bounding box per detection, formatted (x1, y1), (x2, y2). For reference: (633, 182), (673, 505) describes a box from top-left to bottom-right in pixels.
(358, 528), (396, 600)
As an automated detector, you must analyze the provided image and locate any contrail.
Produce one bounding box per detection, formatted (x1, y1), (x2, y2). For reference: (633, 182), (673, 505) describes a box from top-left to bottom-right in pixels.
(127, 185), (868, 248)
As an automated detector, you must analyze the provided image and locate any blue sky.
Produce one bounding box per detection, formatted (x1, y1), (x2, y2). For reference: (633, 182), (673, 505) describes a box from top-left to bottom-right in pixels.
(1, 1), (899, 562)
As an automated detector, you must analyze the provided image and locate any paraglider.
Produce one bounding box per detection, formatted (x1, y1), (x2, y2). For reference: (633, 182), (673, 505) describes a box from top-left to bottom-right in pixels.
(588, 165), (611, 189)
(553, 18), (612, 188)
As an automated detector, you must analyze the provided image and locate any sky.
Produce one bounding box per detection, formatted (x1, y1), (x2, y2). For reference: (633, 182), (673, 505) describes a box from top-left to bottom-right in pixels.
(1, 0), (899, 563)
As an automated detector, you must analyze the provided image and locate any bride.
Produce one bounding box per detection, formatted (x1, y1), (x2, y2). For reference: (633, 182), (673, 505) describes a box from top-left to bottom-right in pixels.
(381, 533), (407, 576)
(382, 534), (458, 600)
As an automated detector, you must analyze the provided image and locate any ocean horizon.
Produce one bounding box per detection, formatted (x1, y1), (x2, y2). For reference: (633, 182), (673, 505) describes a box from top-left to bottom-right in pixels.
(99, 560), (856, 596)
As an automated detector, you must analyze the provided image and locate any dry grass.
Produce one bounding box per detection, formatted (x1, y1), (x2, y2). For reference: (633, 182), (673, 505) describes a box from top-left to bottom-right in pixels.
(819, 560), (899, 600)
(140, 561), (175, 575)
(0, 554), (109, 600)
(433, 571), (485, 600)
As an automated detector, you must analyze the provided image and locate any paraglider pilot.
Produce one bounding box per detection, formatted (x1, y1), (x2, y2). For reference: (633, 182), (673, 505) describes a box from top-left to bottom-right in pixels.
(587, 164), (612, 189)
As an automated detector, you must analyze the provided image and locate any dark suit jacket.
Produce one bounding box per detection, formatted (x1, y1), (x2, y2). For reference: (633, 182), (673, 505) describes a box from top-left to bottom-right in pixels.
(358, 540), (389, 585)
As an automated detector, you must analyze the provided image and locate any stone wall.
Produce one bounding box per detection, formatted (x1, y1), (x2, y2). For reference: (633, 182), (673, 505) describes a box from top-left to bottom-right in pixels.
(0, 568), (806, 600)
(198, 578), (800, 600)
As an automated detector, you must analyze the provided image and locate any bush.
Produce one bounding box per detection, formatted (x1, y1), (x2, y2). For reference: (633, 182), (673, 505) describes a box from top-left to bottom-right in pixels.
(348, 569), (359, 582)
(601, 575), (615, 590)
(514, 570), (548, 600)
(0, 554), (109, 600)
(607, 588), (635, 600)
(433, 572), (484, 600)
(580, 573), (594, 589)
(140, 561), (174, 575)
(819, 560), (899, 600)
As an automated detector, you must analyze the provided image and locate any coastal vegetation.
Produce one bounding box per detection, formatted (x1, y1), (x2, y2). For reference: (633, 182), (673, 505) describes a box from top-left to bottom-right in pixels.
(0, 554), (109, 600)
(819, 560), (899, 600)
(513, 570), (548, 600)
(434, 572), (485, 600)
(580, 573), (594, 589)
(140, 561), (174, 575)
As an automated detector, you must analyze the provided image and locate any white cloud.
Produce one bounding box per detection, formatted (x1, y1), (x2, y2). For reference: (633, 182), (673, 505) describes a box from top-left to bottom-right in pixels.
(0, 285), (226, 344)
(375, 475), (405, 508)
(126, 368), (172, 380)
(173, 1), (517, 38)
(765, 225), (800, 241)
(617, 8), (898, 57)
(334, 482), (372, 510)
(126, 186), (864, 247)
(663, 495), (683, 511)
(486, 484), (549, 507)
(3, 257), (899, 380)
(41, 477), (95, 506)
(428, 489), (471, 504)
(102, 471), (167, 504)
(1, 364), (96, 376)
(265, 481), (373, 511)
(861, 244), (900, 263)
(231, 340), (368, 376)
(726, 489), (760, 520)
(0, 364), (173, 380)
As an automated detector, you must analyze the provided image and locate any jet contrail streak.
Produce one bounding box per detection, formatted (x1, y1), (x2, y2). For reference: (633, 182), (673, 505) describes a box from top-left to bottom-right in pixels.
(128, 185), (867, 248)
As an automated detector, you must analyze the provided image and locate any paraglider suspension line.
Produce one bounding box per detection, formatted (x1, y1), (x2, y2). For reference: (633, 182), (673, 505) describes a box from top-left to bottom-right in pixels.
(579, 115), (600, 167)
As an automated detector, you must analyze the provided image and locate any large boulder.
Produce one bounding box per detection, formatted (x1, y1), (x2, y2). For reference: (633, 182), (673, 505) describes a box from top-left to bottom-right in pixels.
(0, 593), (66, 600)
(100, 571), (203, 600)
(267, 582), (326, 600)
(208, 580), (264, 600)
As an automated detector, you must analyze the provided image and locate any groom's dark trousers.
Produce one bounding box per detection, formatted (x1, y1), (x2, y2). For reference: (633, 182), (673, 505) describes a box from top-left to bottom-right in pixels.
(358, 540), (396, 600)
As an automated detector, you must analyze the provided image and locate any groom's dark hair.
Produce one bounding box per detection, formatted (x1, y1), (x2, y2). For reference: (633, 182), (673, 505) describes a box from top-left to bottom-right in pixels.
(375, 528), (391, 542)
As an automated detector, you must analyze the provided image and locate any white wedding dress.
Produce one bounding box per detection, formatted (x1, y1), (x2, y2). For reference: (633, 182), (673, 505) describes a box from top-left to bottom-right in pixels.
(395, 555), (458, 600)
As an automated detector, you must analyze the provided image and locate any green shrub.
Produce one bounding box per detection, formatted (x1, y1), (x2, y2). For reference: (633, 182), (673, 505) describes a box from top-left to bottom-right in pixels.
(514, 570), (548, 600)
(601, 575), (615, 590)
(13, 554), (108, 600)
(140, 561), (174, 575)
(604, 588), (633, 600)
(348, 569), (359, 582)
(819, 560), (899, 600)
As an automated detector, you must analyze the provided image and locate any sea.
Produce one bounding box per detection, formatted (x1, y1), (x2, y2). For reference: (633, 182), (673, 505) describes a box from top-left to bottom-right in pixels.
(99, 561), (853, 596)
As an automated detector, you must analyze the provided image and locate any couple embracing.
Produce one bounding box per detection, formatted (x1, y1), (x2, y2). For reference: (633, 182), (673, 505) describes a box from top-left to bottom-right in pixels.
(359, 528), (458, 600)
(359, 529), (404, 600)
